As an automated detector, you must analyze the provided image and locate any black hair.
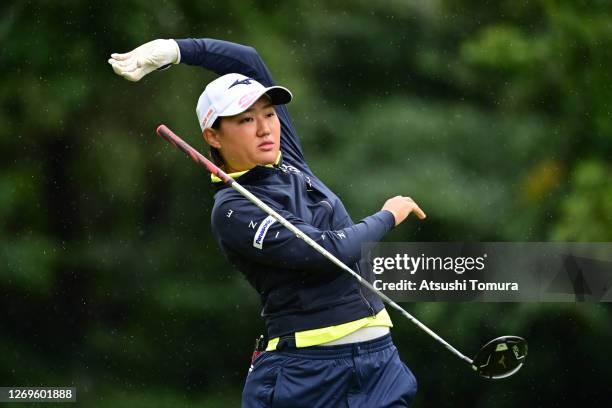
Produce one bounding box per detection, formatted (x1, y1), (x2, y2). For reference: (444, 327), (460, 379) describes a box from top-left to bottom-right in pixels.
(209, 117), (224, 167)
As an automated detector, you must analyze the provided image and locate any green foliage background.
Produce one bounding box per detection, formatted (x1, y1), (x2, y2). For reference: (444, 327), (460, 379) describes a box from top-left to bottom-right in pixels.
(1, 1), (611, 406)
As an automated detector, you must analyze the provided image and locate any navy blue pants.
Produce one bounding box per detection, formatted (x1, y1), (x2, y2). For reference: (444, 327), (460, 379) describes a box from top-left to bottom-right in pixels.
(242, 334), (417, 407)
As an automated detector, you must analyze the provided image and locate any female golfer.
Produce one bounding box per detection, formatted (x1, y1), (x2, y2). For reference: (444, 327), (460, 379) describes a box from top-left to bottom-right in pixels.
(109, 37), (425, 407)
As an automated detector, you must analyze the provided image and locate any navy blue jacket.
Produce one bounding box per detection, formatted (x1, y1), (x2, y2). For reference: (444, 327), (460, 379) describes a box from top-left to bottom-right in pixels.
(177, 38), (396, 341)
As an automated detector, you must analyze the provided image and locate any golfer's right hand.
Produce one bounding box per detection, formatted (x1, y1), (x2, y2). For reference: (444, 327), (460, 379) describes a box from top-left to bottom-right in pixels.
(108, 39), (180, 81)
(382, 196), (426, 226)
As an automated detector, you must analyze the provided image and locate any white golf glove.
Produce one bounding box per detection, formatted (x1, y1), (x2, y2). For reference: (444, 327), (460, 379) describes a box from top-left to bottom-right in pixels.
(108, 39), (180, 81)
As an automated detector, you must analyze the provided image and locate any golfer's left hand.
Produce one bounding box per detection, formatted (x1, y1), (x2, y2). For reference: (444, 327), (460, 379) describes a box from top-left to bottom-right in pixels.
(108, 39), (180, 81)
(382, 195), (427, 226)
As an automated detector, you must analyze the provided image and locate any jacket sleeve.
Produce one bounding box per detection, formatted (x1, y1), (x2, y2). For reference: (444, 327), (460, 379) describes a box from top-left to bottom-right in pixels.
(211, 195), (396, 272)
(175, 38), (306, 165)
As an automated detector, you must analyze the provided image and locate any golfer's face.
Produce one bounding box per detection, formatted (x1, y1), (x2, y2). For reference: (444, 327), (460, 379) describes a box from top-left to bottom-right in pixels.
(217, 96), (281, 172)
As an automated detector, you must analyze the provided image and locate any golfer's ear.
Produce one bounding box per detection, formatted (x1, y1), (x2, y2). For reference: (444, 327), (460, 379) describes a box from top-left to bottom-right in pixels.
(203, 128), (221, 149)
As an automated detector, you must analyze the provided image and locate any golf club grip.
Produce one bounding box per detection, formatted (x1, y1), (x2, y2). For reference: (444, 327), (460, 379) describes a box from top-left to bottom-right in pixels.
(155, 124), (233, 184)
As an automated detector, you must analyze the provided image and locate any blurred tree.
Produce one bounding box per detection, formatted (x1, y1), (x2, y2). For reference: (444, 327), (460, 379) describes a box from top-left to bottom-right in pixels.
(0, 0), (610, 406)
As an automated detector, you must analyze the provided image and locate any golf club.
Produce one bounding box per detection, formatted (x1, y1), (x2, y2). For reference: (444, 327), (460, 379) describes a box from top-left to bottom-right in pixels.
(155, 123), (528, 379)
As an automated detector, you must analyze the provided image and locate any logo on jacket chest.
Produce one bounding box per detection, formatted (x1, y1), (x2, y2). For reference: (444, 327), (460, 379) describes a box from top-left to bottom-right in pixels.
(279, 163), (313, 190)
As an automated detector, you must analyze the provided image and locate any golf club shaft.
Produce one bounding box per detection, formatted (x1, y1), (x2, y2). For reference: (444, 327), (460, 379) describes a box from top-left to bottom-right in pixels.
(155, 124), (473, 365)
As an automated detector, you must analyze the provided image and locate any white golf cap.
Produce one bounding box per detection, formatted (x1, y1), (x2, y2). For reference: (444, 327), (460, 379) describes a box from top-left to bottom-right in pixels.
(196, 73), (293, 131)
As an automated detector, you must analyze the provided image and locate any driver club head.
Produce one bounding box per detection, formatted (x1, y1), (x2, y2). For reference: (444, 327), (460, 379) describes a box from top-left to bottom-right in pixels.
(472, 336), (528, 379)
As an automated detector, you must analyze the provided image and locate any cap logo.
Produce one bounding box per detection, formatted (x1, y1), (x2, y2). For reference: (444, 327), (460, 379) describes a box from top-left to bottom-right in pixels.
(202, 107), (215, 128)
(238, 89), (261, 109)
(229, 78), (254, 89)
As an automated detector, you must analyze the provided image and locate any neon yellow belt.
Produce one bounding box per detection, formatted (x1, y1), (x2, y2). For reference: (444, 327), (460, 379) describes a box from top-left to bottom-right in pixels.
(266, 308), (393, 351)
